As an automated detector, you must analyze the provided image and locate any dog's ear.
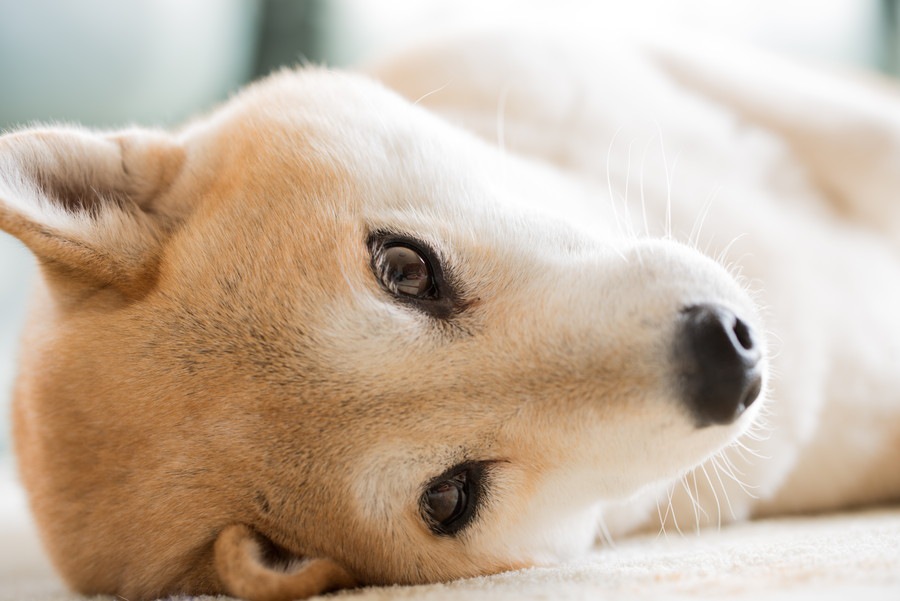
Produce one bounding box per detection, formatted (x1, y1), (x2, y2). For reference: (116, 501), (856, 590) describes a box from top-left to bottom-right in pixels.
(0, 126), (185, 298)
(214, 524), (357, 601)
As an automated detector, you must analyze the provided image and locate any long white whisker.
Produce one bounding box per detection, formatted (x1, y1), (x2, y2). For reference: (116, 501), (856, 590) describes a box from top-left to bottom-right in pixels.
(496, 83), (511, 189)
(666, 484), (684, 537)
(639, 135), (654, 240)
(733, 438), (770, 460)
(666, 150), (683, 240)
(688, 187), (720, 250)
(617, 191), (640, 245)
(413, 80), (454, 105)
(600, 127), (634, 262)
(596, 513), (616, 549)
(496, 84), (511, 154)
(654, 122), (673, 240)
(680, 476), (701, 534)
(742, 426), (772, 442)
(605, 127), (624, 226)
(700, 463), (722, 531)
(624, 137), (636, 224)
(711, 455), (738, 520)
(715, 233), (749, 265)
(656, 495), (669, 539)
(681, 477), (700, 534)
(717, 454), (759, 498)
(719, 451), (747, 478)
(691, 469), (709, 521)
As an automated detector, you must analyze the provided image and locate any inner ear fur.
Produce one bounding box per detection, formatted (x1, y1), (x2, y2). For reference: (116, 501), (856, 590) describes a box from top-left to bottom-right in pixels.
(214, 524), (356, 601)
(0, 126), (185, 298)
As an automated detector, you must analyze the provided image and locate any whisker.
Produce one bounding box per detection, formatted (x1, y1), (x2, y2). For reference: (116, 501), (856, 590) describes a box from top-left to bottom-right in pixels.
(496, 83), (511, 189)
(680, 474), (703, 534)
(714, 233), (749, 265)
(688, 187), (720, 250)
(638, 135), (654, 240)
(624, 137), (637, 227)
(596, 512), (616, 549)
(605, 126), (630, 244)
(699, 463), (723, 530)
(666, 483), (684, 537)
(617, 191), (640, 244)
(733, 438), (771, 460)
(717, 453), (759, 498)
(413, 79), (455, 105)
(742, 426), (772, 443)
(719, 451), (748, 477)
(495, 83), (511, 155)
(681, 477), (700, 534)
(665, 150), (683, 241)
(656, 495), (669, 539)
(691, 469), (709, 521)
(711, 455), (738, 520)
(653, 122), (673, 240)
(764, 329), (785, 361)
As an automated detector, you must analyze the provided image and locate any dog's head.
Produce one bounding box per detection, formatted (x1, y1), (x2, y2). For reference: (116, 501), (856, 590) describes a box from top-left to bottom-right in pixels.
(0, 69), (766, 600)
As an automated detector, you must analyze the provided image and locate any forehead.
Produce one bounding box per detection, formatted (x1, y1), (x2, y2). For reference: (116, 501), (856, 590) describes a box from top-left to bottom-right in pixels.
(166, 70), (596, 286)
(189, 69), (604, 234)
(189, 70), (496, 213)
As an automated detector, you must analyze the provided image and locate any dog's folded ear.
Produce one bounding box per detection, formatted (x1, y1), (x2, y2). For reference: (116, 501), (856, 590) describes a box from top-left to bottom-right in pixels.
(214, 524), (356, 601)
(0, 126), (185, 298)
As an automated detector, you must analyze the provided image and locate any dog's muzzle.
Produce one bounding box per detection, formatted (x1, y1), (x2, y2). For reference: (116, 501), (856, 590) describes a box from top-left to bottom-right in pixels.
(675, 303), (763, 427)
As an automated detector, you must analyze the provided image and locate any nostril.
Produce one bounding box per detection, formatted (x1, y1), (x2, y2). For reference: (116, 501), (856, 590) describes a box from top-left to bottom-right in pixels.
(742, 373), (763, 411)
(732, 317), (755, 352)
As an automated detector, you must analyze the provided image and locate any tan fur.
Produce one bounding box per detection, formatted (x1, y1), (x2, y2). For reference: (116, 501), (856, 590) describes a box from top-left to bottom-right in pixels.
(1, 35), (899, 601)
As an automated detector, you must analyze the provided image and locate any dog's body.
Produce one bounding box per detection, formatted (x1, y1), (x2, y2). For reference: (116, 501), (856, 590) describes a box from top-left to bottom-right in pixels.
(1, 33), (899, 601)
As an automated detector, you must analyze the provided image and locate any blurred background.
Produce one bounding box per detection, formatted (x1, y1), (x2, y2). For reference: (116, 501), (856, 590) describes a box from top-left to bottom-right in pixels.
(0, 0), (898, 456)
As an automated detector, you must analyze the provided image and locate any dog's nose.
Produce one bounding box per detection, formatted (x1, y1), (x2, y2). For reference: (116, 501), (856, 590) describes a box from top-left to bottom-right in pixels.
(675, 303), (762, 426)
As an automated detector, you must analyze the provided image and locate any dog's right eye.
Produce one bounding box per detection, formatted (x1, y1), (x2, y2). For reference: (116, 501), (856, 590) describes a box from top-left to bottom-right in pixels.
(368, 233), (459, 319)
(381, 244), (436, 299)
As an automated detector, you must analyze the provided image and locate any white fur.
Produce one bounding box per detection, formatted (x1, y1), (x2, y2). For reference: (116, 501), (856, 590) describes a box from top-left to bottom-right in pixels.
(367, 32), (900, 551)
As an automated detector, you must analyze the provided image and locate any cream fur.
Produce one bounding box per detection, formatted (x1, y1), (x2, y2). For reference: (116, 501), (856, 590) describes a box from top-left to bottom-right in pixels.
(0, 33), (898, 601)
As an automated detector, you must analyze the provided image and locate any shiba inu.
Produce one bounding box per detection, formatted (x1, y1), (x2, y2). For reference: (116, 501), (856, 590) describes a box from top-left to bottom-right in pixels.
(1, 33), (899, 601)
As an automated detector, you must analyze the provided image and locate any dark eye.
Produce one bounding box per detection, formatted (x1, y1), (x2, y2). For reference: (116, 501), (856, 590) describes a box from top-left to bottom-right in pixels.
(368, 233), (460, 319)
(422, 464), (484, 535)
(380, 244), (436, 299)
(425, 474), (467, 527)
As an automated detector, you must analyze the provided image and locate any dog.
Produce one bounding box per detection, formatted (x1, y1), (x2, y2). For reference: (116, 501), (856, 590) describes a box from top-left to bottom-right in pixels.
(1, 32), (899, 601)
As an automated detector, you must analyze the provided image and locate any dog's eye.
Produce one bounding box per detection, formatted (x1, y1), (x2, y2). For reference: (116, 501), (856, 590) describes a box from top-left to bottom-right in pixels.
(381, 244), (435, 299)
(422, 463), (484, 535)
(425, 473), (467, 527)
(368, 233), (459, 319)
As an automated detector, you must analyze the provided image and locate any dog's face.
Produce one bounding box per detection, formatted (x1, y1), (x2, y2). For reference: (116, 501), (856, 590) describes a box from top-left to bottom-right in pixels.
(0, 69), (766, 600)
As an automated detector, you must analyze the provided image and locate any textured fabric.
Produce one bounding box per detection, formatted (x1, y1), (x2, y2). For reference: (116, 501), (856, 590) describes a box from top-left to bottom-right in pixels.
(2, 464), (898, 601)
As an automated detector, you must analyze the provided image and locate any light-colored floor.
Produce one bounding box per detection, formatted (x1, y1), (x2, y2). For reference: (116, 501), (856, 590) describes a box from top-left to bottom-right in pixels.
(2, 461), (898, 601)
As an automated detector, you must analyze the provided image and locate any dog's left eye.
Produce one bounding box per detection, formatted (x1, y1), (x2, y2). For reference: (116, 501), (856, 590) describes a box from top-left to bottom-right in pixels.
(380, 244), (436, 299)
(425, 472), (468, 528)
(421, 463), (485, 536)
